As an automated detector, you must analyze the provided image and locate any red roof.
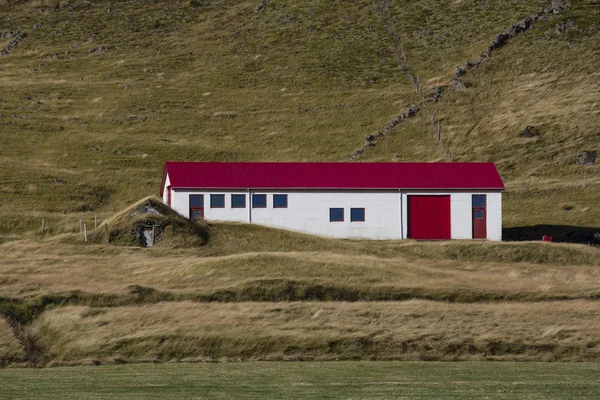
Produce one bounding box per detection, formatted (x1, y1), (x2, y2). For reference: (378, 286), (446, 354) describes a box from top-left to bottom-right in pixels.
(161, 162), (504, 193)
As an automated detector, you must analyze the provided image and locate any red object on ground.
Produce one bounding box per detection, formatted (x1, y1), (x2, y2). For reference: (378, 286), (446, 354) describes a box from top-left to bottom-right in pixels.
(161, 162), (505, 193)
(542, 235), (553, 242)
(408, 195), (451, 240)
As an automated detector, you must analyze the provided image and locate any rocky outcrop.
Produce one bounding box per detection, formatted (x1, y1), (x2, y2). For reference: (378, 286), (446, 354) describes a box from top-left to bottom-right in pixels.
(350, 104), (420, 159)
(576, 152), (597, 165)
(256, 0), (269, 12)
(455, 1), (567, 78)
(0, 31), (28, 56)
(350, 1), (571, 160)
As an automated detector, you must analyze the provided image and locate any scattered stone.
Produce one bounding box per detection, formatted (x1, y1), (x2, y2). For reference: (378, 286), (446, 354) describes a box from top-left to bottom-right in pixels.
(33, 23), (42, 30)
(115, 149), (123, 155)
(349, 148), (364, 160)
(576, 151), (597, 165)
(551, 0), (565, 13)
(520, 126), (539, 138)
(127, 115), (138, 121)
(556, 20), (576, 35)
(364, 135), (375, 147)
(89, 147), (101, 152)
(1, 31), (28, 56)
(54, 178), (64, 184)
(424, 86), (444, 102)
(71, 42), (80, 48)
(454, 3), (566, 79)
(449, 79), (467, 91)
(256, 0), (269, 12)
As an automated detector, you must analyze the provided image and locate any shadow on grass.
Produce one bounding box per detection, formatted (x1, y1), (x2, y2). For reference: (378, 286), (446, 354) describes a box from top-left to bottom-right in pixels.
(503, 225), (600, 244)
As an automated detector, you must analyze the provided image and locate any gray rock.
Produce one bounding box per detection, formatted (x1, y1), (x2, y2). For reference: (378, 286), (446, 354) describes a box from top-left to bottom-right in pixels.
(520, 126), (539, 138)
(576, 151), (597, 165)
(33, 23), (42, 30)
(449, 79), (467, 91)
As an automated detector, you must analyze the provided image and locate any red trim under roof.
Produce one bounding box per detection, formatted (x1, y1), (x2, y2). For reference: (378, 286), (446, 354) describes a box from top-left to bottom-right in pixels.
(160, 162), (505, 194)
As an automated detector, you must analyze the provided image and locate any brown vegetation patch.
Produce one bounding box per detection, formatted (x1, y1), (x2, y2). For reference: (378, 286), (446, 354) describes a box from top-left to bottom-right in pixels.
(31, 301), (600, 363)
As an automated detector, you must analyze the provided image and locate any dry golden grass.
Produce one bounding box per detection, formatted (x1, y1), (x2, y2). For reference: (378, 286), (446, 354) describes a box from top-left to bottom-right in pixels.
(1, 234), (599, 301)
(0, 317), (23, 363)
(32, 300), (600, 363)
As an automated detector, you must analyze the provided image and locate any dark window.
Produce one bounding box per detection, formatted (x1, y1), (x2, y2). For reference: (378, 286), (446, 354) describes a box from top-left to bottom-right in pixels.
(190, 208), (204, 220)
(474, 210), (484, 219)
(231, 194), (246, 208)
(329, 208), (344, 222)
(252, 194), (267, 208)
(472, 195), (486, 208)
(273, 194), (288, 208)
(210, 194), (225, 208)
(189, 194), (204, 207)
(350, 208), (365, 222)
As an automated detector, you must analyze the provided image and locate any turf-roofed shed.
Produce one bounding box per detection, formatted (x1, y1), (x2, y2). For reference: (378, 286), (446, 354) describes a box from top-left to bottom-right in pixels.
(93, 196), (210, 247)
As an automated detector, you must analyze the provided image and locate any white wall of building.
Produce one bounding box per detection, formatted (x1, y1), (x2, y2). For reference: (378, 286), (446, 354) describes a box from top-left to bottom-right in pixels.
(165, 174), (503, 241)
(170, 188), (401, 239)
(486, 192), (503, 241)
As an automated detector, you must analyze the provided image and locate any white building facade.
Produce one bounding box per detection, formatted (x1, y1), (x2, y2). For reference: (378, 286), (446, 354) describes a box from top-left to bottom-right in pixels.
(161, 162), (505, 241)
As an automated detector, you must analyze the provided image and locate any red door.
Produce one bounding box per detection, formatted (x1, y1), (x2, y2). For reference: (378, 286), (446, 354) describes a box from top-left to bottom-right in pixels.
(408, 195), (451, 240)
(472, 208), (487, 239)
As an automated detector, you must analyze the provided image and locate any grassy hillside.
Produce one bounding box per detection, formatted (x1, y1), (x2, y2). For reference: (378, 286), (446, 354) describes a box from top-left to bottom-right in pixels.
(1, 224), (600, 364)
(1, 0), (599, 367)
(31, 300), (600, 362)
(1, 229), (600, 301)
(0, 0), (598, 235)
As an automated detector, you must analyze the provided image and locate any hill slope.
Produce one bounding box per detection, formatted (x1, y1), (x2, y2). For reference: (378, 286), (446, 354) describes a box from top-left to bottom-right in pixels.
(0, 0), (598, 235)
(0, 0), (600, 366)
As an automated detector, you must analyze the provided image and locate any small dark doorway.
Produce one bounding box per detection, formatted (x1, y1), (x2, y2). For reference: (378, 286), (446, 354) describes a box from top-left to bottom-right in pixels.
(472, 195), (487, 239)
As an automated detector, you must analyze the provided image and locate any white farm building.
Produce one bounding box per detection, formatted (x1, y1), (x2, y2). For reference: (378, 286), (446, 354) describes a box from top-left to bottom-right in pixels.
(160, 162), (505, 241)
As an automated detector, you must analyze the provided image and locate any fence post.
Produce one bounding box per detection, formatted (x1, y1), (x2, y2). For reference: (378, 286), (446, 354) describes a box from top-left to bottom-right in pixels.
(41, 219), (45, 234)
(105, 224), (110, 244)
(84, 223), (87, 242)
(94, 214), (97, 230)
(79, 217), (83, 236)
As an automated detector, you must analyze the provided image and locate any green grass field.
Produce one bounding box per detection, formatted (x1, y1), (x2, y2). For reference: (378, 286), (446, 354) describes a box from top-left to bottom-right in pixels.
(1, 362), (599, 399)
